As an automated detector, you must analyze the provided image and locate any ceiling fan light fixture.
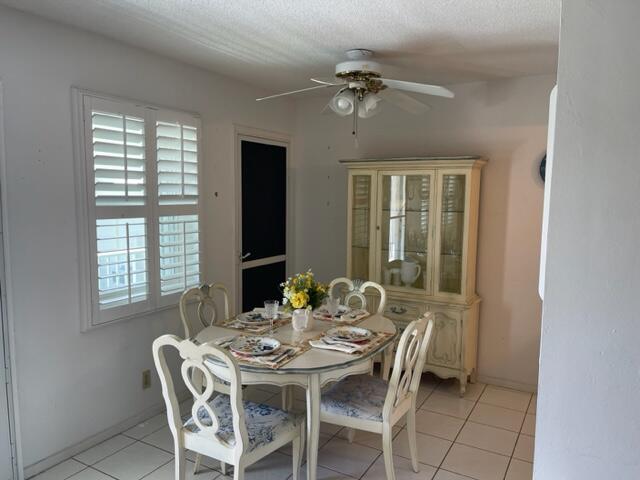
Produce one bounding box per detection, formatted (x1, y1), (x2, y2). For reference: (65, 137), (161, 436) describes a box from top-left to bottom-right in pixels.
(329, 90), (355, 116)
(358, 93), (381, 118)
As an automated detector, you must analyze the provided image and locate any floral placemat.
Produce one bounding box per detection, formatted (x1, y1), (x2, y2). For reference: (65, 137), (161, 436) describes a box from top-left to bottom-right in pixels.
(213, 336), (308, 369)
(221, 316), (291, 334)
(308, 330), (394, 355)
(312, 308), (370, 325)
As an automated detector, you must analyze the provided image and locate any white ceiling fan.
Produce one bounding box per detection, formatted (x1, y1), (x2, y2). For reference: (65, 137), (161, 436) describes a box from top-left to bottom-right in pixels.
(256, 49), (454, 139)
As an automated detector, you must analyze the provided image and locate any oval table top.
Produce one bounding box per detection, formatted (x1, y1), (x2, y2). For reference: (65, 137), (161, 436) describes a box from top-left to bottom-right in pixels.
(194, 313), (397, 375)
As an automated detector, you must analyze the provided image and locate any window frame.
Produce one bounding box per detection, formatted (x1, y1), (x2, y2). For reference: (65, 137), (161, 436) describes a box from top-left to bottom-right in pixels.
(72, 88), (204, 330)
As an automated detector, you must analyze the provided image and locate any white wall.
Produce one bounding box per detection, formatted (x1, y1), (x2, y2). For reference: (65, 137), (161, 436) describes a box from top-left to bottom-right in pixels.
(536, 2), (640, 478)
(293, 74), (555, 390)
(0, 6), (294, 468)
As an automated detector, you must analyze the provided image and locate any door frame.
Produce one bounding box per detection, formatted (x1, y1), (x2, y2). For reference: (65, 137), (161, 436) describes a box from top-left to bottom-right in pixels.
(233, 125), (292, 315)
(0, 80), (21, 479)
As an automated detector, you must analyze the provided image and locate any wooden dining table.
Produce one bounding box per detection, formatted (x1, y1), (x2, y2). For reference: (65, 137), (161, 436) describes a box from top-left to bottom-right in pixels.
(195, 313), (397, 480)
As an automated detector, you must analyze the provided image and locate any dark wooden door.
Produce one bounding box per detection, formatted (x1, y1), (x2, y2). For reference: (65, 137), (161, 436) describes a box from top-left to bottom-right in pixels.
(240, 139), (287, 312)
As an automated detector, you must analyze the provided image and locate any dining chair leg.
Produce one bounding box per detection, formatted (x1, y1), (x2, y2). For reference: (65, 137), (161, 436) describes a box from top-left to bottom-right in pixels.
(193, 454), (202, 474)
(382, 424), (396, 480)
(174, 440), (186, 480)
(346, 428), (356, 443)
(406, 408), (420, 472)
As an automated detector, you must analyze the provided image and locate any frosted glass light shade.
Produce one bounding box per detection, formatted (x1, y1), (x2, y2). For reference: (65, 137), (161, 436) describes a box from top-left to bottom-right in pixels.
(358, 94), (381, 118)
(329, 90), (355, 116)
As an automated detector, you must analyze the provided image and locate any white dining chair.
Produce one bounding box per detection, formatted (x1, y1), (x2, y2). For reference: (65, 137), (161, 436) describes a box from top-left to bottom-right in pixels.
(328, 277), (392, 381)
(180, 283), (233, 397)
(179, 283), (234, 474)
(153, 334), (305, 480)
(179, 283), (232, 338)
(318, 313), (435, 480)
(328, 277), (387, 315)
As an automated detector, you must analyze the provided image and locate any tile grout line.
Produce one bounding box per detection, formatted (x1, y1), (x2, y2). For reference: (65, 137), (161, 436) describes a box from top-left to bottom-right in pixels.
(84, 466), (122, 480)
(433, 382), (487, 480)
(501, 393), (535, 480)
(72, 434), (139, 470)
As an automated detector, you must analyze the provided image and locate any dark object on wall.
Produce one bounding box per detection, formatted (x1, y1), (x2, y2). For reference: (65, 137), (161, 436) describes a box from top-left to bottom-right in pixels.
(539, 154), (547, 182)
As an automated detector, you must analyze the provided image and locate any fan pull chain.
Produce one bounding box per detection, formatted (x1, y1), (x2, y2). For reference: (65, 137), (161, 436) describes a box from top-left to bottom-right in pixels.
(352, 96), (359, 148)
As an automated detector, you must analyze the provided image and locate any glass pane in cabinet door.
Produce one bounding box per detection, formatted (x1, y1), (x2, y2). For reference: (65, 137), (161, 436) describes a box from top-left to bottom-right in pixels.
(351, 175), (371, 279)
(439, 174), (466, 294)
(380, 174), (430, 291)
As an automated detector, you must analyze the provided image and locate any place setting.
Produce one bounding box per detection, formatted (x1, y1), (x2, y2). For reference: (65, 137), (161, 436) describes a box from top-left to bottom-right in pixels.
(308, 325), (394, 355)
(222, 299), (292, 334)
(312, 297), (370, 324)
(212, 334), (307, 369)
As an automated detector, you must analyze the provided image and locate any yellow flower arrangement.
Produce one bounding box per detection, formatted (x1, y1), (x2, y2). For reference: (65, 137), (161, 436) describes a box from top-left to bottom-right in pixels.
(281, 270), (328, 311)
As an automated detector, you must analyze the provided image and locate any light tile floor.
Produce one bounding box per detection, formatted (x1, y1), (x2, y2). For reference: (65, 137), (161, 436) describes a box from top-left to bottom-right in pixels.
(32, 376), (536, 480)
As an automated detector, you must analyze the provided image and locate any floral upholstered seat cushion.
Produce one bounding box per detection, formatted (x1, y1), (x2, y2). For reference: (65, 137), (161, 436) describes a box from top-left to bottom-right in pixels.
(320, 374), (389, 421)
(183, 394), (300, 451)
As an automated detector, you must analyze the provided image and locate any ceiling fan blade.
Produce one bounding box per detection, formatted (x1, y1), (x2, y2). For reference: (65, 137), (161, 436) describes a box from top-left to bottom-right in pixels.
(256, 83), (343, 101)
(310, 77), (340, 86)
(378, 89), (431, 115)
(380, 78), (454, 98)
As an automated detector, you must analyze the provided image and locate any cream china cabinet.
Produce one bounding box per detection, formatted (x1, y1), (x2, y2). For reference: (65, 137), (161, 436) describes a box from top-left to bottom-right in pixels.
(341, 156), (486, 395)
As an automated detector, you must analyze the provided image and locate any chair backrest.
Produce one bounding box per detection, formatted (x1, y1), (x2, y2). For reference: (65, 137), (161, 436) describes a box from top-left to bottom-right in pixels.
(382, 312), (435, 419)
(180, 283), (231, 338)
(328, 277), (387, 315)
(152, 334), (249, 453)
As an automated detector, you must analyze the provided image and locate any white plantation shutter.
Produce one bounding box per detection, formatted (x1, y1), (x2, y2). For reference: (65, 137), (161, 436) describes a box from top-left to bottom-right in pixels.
(157, 121), (198, 205)
(96, 218), (148, 308)
(77, 91), (202, 327)
(92, 111), (146, 205)
(159, 215), (200, 295)
(156, 111), (201, 303)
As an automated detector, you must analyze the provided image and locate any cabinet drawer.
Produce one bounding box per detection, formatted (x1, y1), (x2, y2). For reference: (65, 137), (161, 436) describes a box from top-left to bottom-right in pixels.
(384, 300), (423, 324)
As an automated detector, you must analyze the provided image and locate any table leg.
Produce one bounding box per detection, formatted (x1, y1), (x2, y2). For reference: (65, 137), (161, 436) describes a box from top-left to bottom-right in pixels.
(306, 374), (321, 480)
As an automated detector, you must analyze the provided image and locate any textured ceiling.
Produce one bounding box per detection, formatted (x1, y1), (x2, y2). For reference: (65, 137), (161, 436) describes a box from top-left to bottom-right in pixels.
(1, 0), (561, 92)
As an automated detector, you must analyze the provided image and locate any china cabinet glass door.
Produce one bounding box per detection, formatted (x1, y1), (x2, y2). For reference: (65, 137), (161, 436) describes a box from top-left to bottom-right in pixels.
(377, 171), (434, 292)
(348, 172), (375, 280)
(437, 172), (467, 295)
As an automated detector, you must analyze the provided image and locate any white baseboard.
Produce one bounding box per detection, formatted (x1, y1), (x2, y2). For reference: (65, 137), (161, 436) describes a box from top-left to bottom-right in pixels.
(24, 391), (189, 479)
(477, 374), (538, 394)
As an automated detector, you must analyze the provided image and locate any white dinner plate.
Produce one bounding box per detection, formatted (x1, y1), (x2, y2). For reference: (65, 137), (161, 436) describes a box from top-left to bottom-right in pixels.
(237, 312), (271, 326)
(325, 326), (372, 343)
(229, 336), (281, 356)
(316, 304), (351, 316)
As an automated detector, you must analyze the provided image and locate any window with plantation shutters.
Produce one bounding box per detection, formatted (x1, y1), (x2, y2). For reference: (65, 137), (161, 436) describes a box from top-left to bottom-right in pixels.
(75, 90), (202, 328)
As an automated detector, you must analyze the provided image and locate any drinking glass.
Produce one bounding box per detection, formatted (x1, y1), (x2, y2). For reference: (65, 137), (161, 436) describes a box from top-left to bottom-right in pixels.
(264, 299), (279, 333)
(326, 297), (340, 319)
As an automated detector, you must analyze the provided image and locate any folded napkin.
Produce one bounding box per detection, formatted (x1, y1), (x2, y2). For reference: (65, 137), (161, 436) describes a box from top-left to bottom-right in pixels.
(308, 337), (369, 354)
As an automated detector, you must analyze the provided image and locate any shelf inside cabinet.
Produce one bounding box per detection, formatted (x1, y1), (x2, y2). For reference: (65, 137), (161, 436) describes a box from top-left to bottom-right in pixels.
(382, 208), (430, 213)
